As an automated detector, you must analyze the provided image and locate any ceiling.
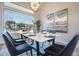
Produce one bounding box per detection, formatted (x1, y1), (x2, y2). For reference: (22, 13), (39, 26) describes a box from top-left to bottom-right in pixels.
(11, 2), (46, 10)
(11, 2), (31, 9)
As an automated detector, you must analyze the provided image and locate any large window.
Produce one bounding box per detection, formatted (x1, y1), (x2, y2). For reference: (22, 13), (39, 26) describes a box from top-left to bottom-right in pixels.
(4, 9), (34, 33)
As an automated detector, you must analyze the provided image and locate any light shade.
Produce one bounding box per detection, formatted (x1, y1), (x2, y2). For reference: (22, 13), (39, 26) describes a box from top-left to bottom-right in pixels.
(30, 2), (40, 11)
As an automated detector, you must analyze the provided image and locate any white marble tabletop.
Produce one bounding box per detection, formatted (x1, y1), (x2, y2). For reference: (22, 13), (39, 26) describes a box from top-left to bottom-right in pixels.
(23, 33), (64, 42)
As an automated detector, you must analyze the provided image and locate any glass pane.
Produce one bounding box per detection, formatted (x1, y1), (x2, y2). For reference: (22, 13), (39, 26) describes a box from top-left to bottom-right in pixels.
(4, 9), (34, 33)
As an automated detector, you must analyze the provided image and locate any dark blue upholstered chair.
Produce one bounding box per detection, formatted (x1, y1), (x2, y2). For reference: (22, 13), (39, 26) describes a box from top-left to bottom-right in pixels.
(61, 34), (79, 56)
(44, 34), (79, 56)
(3, 34), (34, 56)
(6, 32), (26, 46)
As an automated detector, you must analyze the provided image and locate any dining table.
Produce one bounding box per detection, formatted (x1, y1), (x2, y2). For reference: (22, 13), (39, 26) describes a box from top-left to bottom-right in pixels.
(22, 32), (63, 56)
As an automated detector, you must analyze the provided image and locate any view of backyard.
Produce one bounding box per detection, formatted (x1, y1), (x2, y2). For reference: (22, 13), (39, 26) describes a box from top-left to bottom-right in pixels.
(4, 9), (34, 33)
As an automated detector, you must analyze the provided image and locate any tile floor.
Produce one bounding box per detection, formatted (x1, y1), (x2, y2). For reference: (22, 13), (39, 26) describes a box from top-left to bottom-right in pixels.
(0, 41), (51, 56)
(0, 40), (79, 56)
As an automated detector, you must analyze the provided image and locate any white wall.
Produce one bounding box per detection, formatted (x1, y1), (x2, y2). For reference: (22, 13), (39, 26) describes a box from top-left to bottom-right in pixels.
(39, 2), (79, 44)
(0, 3), (4, 44)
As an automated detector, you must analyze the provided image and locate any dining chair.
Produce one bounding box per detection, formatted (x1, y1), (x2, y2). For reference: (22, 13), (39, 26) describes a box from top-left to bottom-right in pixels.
(44, 43), (65, 56)
(40, 30), (48, 47)
(6, 32), (26, 46)
(47, 30), (56, 45)
(3, 34), (34, 56)
(61, 34), (79, 56)
(21, 34), (34, 45)
(44, 34), (79, 56)
(41, 30), (56, 47)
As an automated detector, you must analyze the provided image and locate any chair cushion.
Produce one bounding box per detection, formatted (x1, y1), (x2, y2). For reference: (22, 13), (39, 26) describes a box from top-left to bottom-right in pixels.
(14, 39), (26, 46)
(16, 43), (32, 51)
(15, 39), (25, 42)
(45, 44), (65, 55)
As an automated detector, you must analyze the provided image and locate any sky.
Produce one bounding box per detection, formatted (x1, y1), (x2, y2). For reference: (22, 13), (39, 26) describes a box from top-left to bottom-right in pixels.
(4, 9), (34, 24)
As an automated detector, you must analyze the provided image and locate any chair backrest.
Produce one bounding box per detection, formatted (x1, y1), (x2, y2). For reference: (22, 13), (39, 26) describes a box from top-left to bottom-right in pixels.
(6, 32), (26, 43)
(6, 32), (24, 40)
(6, 32), (17, 45)
(48, 30), (56, 34)
(11, 33), (22, 39)
(6, 32), (14, 40)
(61, 34), (79, 56)
(2, 34), (16, 56)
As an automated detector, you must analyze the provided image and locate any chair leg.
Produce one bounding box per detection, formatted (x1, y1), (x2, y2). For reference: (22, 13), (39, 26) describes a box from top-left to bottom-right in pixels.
(26, 52), (28, 55)
(49, 42), (51, 46)
(30, 49), (33, 56)
(42, 42), (44, 48)
(31, 40), (34, 45)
